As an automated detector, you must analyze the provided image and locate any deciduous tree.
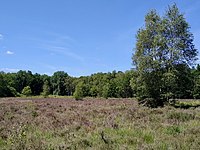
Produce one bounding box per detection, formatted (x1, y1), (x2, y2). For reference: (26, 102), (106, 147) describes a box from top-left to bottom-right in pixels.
(132, 4), (197, 107)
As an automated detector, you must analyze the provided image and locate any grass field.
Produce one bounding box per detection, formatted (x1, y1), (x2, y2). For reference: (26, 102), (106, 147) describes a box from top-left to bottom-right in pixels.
(0, 97), (200, 150)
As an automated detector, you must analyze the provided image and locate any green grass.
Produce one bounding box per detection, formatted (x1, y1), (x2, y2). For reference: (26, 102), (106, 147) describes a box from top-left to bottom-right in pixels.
(175, 100), (200, 108)
(0, 98), (199, 149)
(17, 95), (74, 99)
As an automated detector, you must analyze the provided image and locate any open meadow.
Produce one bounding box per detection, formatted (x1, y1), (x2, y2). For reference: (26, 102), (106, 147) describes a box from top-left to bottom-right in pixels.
(0, 97), (200, 150)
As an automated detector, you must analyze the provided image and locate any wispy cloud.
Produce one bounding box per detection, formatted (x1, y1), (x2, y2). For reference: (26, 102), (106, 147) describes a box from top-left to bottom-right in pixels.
(6, 50), (14, 55)
(0, 34), (3, 40)
(0, 68), (19, 73)
(42, 45), (84, 62)
(45, 32), (76, 43)
(25, 32), (84, 61)
(25, 32), (76, 48)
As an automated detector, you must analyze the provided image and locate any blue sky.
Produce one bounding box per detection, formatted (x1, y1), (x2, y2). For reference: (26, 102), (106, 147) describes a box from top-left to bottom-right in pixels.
(0, 0), (200, 76)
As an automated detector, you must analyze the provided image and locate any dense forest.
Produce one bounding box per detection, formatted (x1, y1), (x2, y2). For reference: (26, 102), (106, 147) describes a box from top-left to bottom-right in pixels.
(0, 4), (199, 107)
(0, 65), (200, 99)
(0, 70), (134, 98)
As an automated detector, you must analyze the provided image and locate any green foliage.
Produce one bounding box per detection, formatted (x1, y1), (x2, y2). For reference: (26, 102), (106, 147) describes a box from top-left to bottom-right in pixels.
(102, 83), (110, 99)
(132, 4), (197, 107)
(0, 70), (134, 99)
(1, 65), (200, 99)
(22, 86), (32, 96)
(15, 70), (34, 93)
(30, 73), (43, 95)
(41, 80), (50, 97)
(0, 73), (8, 97)
(193, 75), (200, 99)
(7, 86), (20, 97)
(174, 100), (200, 109)
(73, 82), (84, 100)
(51, 71), (75, 96)
(165, 125), (181, 135)
(0, 73), (19, 97)
(89, 86), (98, 97)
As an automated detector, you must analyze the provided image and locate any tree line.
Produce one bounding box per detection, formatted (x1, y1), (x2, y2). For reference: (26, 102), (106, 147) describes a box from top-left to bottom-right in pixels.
(0, 70), (134, 98)
(0, 65), (200, 100)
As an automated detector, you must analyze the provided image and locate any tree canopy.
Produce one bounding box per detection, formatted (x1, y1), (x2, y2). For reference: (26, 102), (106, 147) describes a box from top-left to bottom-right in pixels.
(132, 4), (197, 107)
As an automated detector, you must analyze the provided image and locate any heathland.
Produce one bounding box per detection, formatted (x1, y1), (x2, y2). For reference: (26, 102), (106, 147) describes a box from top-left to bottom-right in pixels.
(0, 97), (199, 149)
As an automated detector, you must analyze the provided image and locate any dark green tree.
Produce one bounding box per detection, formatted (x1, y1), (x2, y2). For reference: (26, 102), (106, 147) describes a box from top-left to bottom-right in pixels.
(193, 75), (200, 99)
(15, 70), (29, 93)
(102, 83), (110, 99)
(0, 72), (18, 97)
(0, 73), (8, 97)
(64, 76), (75, 96)
(51, 71), (69, 95)
(30, 73), (43, 95)
(192, 65), (200, 99)
(115, 71), (133, 98)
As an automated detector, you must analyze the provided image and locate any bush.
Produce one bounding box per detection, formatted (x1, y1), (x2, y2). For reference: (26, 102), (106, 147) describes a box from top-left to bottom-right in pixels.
(22, 86), (32, 96)
(73, 90), (83, 100)
(41, 80), (50, 98)
(73, 82), (84, 100)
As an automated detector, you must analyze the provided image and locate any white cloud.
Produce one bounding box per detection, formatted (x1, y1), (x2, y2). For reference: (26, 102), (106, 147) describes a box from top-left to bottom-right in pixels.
(6, 50), (14, 55)
(0, 68), (19, 73)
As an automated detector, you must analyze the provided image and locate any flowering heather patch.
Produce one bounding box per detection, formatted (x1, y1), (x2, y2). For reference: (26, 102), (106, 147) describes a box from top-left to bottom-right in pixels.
(0, 98), (199, 149)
